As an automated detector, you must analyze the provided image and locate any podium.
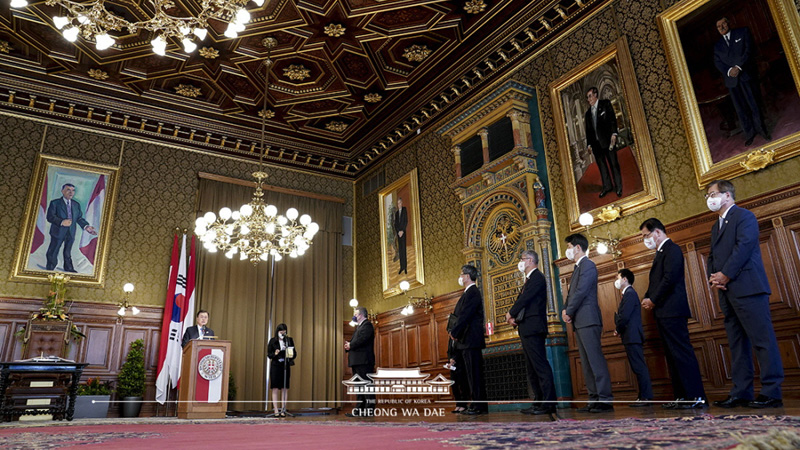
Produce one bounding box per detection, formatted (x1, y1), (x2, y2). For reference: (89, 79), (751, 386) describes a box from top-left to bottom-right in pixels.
(178, 340), (231, 419)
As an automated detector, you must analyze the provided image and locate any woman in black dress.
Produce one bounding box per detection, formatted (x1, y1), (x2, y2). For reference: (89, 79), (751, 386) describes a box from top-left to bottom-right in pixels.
(267, 323), (296, 417)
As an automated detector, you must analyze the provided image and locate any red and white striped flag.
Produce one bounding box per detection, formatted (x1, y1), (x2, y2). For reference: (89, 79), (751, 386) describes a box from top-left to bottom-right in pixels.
(79, 175), (105, 264)
(30, 174), (48, 255)
(155, 235), (188, 404)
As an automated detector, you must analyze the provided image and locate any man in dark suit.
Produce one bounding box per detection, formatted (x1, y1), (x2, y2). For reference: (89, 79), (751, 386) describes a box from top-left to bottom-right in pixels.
(393, 198), (408, 274)
(45, 183), (97, 272)
(506, 250), (557, 415)
(714, 17), (769, 146)
(345, 306), (376, 416)
(613, 269), (653, 407)
(584, 86), (622, 198)
(449, 264), (488, 415)
(706, 180), (783, 408)
(181, 310), (215, 348)
(639, 218), (706, 409)
(561, 234), (614, 412)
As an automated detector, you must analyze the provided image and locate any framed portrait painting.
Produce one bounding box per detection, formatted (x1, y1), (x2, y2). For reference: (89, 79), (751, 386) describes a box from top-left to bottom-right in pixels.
(658, 0), (800, 187)
(378, 168), (424, 298)
(12, 154), (120, 286)
(549, 37), (664, 231)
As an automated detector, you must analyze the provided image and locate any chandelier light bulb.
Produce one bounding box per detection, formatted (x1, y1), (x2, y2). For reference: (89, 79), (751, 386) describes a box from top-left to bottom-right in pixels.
(274, 253), (282, 261)
(240, 224), (250, 235)
(204, 211), (217, 223)
(235, 8), (251, 25)
(194, 226), (206, 235)
(281, 227), (290, 237)
(131, 306), (141, 315)
(231, 211), (241, 220)
(208, 246), (217, 253)
(289, 250), (298, 258)
(224, 225), (234, 235)
(297, 248), (305, 256)
(277, 215), (287, 226)
(224, 25), (238, 39)
(349, 298), (359, 307)
(260, 253), (269, 261)
(596, 242), (609, 255)
(399, 280), (410, 291)
(179, 26), (191, 35)
(195, 217), (208, 228)
(193, 28), (208, 41)
(95, 33), (115, 50)
(77, 14), (89, 24)
(286, 208), (299, 221)
(10, 0), (28, 7)
(225, 251), (234, 259)
(265, 223), (275, 234)
(578, 213), (594, 227)
(270, 249), (278, 256)
(300, 214), (311, 226)
(117, 306), (126, 316)
(219, 207), (232, 220)
(279, 238), (288, 247)
(239, 251), (247, 260)
(63, 27), (80, 42)
(53, 16), (69, 29)
(232, 22), (246, 33)
(123, 283), (134, 293)
(253, 0), (265, 6)
(182, 37), (197, 53)
(240, 204), (253, 217)
(151, 36), (167, 55)
(307, 222), (320, 235)
(294, 236), (305, 247)
(265, 205), (277, 217)
(240, 239), (250, 247)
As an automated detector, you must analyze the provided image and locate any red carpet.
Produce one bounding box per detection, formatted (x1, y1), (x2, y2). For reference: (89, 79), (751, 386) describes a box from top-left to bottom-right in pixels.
(575, 146), (644, 212)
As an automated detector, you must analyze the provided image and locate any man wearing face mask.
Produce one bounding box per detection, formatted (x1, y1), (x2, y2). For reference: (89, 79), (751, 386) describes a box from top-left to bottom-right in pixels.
(344, 306), (375, 417)
(181, 310), (215, 348)
(639, 218), (706, 409)
(561, 234), (613, 412)
(506, 250), (557, 415)
(706, 180), (783, 409)
(449, 265), (488, 415)
(613, 269), (653, 407)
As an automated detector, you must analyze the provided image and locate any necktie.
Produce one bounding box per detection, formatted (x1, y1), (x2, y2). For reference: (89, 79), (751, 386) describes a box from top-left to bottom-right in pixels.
(725, 35), (730, 46)
(66, 200), (72, 220)
(199, 326), (204, 338)
(719, 217), (724, 229)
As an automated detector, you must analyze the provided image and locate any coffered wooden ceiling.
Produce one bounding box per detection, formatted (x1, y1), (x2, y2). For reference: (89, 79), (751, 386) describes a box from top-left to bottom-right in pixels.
(0, 0), (606, 178)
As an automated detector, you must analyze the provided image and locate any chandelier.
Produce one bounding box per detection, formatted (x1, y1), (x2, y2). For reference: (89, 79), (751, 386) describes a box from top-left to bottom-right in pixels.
(194, 37), (319, 264)
(10, 0), (265, 55)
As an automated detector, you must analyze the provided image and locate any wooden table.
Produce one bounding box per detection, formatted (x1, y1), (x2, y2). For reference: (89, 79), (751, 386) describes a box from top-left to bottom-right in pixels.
(0, 361), (88, 422)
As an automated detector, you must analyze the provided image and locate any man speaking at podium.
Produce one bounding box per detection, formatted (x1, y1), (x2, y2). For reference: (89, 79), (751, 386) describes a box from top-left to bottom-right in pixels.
(181, 310), (215, 348)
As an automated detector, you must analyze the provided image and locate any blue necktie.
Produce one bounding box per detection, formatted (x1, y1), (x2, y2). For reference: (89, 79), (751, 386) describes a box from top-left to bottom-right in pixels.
(66, 200), (72, 220)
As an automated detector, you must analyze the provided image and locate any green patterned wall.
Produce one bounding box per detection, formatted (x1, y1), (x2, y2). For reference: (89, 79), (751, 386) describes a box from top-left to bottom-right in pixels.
(0, 114), (353, 312)
(355, 0), (800, 314)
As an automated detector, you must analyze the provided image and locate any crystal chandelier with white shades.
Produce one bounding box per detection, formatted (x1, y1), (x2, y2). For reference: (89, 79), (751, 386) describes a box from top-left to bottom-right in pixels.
(10, 0), (265, 55)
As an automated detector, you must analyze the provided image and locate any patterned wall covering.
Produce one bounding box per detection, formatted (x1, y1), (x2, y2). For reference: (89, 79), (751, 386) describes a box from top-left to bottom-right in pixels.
(0, 114), (353, 313)
(356, 0), (800, 313)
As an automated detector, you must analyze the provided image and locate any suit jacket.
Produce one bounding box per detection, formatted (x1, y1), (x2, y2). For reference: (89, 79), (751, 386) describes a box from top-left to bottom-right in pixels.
(508, 269), (548, 337)
(393, 206), (408, 236)
(644, 239), (691, 319)
(563, 257), (603, 329)
(584, 98), (618, 150)
(714, 27), (756, 88)
(451, 285), (486, 350)
(181, 325), (215, 348)
(707, 205), (771, 298)
(348, 320), (375, 367)
(614, 287), (644, 345)
(46, 198), (89, 239)
(267, 336), (296, 366)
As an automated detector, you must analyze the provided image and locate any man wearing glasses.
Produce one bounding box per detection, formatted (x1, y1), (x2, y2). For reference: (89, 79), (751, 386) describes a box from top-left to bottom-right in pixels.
(706, 180), (783, 409)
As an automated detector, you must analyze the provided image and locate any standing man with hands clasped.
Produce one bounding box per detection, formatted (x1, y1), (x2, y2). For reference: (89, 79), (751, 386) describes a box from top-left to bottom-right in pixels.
(344, 307), (376, 417)
(449, 265), (488, 415)
(613, 269), (653, 407)
(506, 250), (557, 415)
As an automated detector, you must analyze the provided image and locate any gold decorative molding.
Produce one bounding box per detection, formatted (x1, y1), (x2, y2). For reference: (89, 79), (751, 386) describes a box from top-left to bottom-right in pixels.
(0, 40), (11, 54)
(283, 64), (311, 81)
(597, 205), (622, 223)
(258, 109), (275, 119)
(325, 121), (347, 132)
(364, 93), (382, 103)
(87, 69), (109, 80)
(464, 0), (487, 14)
(199, 47), (219, 59)
(324, 23), (346, 37)
(739, 149), (776, 172)
(174, 84), (202, 98)
(402, 44), (431, 63)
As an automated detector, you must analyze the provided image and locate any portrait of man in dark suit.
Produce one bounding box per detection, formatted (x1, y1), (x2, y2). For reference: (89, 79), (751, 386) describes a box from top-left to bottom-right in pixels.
(584, 86), (622, 198)
(713, 17), (770, 146)
(45, 183), (97, 272)
(393, 197), (408, 275)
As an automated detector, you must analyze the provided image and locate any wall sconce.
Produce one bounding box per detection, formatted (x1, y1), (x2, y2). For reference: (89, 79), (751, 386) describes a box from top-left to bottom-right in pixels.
(348, 298), (378, 326)
(117, 283), (140, 321)
(398, 280), (433, 315)
(579, 213), (622, 259)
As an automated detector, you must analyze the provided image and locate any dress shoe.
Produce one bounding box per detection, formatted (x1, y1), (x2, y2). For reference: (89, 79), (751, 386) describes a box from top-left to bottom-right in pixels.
(589, 402), (614, 413)
(745, 135), (755, 146)
(599, 189), (611, 198)
(748, 395), (782, 409)
(576, 403), (595, 412)
(713, 396), (751, 408)
(520, 406), (537, 414)
(398, 269), (403, 274)
(676, 397), (706, 409)
(662, 398), (682, 409)
(344, 413), (358, 418)
(628, 398), (653, 408)
(760, 132), (772, 141)
(615, 188), (622, 197)
(533, 406), (557, 415)
(464, 408), (487, 415)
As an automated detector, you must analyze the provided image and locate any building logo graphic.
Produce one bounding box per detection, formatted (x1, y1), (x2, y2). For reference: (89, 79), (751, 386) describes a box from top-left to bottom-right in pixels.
(342, 367), (454, 395)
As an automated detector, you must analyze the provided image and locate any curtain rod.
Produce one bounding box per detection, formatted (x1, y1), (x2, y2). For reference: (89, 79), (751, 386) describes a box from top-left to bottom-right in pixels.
(198, 172), (346, 204)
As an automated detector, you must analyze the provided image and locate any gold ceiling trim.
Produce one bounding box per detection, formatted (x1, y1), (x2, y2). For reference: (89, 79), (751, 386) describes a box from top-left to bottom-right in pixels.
(87, 69), (109, 80)
(364, 93), (382, 103)
(199, 47), (220, 59)
(175, 84), (202, 98)
(402, 44), (432, 63)
(324, 23), (346, 37)
(283, 64), (311, 81)
(464, 0), (487, 14)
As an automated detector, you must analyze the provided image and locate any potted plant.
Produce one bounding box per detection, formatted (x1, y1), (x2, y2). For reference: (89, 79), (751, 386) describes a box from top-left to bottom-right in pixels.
(15, 274), (85, 355)
(74, 378), (113, 419)
(117, 339), (145, 417)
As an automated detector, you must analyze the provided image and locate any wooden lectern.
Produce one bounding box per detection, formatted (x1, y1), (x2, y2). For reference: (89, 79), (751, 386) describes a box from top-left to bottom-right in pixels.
(178, 340), (231, 419)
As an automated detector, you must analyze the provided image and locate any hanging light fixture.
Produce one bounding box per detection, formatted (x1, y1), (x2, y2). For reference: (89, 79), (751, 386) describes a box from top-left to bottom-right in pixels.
(194, 38), (319, 265)
(117, 283), (140, 321)
(11, 0), (266, 54)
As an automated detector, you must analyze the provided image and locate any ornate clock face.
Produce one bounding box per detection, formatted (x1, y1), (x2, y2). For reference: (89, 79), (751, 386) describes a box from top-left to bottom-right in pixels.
(487, 212), (521, 265)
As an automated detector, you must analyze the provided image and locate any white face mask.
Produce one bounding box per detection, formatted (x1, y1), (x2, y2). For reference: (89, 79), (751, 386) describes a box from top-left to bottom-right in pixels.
(643, 236), (656, 250)
(279, 333), (285, 340)
(457, 276), (464, 287)
(614, 278), (622, 290)
(565, 247), (575, 261)
(517, 261), (527, 273)
(707, 196), (723, 212)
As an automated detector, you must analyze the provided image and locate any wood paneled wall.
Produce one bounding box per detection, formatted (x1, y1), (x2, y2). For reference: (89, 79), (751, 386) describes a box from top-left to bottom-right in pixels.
(557, 183), (800, 400)
(0, 298), (163, 416)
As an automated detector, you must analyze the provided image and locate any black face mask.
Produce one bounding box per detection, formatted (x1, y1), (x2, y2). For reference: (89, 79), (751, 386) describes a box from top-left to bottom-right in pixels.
(352, 316), (358, 322)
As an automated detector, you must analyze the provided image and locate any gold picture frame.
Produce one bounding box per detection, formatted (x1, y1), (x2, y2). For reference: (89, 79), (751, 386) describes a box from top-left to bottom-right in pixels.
(378, 168), (425, 298)
(11, 154), (120, 286)
(549, 37), (664, 231)
(658, 0), (800, 187)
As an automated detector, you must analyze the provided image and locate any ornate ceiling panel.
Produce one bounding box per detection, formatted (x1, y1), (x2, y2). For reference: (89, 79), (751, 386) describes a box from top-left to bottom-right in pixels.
(0, 0), (609, 177)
